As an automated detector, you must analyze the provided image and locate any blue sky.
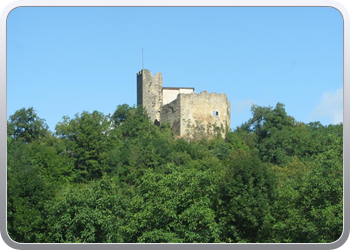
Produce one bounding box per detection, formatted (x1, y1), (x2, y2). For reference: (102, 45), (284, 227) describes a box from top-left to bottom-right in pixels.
(7, 7), (343, 131)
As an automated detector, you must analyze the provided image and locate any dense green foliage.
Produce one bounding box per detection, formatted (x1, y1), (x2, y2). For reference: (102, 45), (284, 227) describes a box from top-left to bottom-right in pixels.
(7, 104), (343, 243)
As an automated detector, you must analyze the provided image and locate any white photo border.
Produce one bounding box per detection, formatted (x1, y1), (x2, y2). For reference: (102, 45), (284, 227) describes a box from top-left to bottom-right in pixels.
(1, 1), (348, 249)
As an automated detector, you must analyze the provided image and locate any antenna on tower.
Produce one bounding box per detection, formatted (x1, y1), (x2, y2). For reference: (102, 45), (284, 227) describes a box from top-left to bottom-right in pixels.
(142, 46), (144, 69)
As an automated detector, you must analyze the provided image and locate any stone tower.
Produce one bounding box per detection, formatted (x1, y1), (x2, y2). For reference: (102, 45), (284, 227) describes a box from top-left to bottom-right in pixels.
(137, 69), (163, 123)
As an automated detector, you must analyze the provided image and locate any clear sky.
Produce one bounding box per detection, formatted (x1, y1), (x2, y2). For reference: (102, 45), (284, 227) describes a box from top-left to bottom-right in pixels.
(7, 7), (343, 131)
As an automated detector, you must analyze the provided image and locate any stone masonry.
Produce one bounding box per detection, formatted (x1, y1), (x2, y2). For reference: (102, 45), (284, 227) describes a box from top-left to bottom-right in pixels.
(137, 69), (231, 140)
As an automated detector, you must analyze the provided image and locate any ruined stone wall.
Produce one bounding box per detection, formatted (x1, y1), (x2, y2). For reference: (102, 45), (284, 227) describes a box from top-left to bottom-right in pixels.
(137, 69), (163, 123)
(178, 91), (231, 140)
(137, 69), (231, 140)
(160, 97), (181, 136)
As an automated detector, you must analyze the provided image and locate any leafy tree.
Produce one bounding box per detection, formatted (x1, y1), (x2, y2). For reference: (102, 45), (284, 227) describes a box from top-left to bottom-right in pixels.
(226, 129), (256, 153)
(8, 107), (49, 143)
(297, 132), (343, 242)
(7, 163), (54, 242)
(55, 111), (117, 182)
(242, 103), (297, 165)
(217, 149), (276, 242)
(112, 104), (131, 127)
(46, 178), (125, 243)
(112, 105), (175, 184)
(123, 164), (221, 243)
(269, 130), (343, 243)
(246, 103), (295, 137)
(208, 137), (232, 160)
(25, 135), (75, 183)
(118, 105), (160, 140)
(7, 121), (14, 138)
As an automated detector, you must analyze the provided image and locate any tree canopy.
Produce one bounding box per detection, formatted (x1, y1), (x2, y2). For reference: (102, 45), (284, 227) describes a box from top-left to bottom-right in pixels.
(7, 103), (343, 243)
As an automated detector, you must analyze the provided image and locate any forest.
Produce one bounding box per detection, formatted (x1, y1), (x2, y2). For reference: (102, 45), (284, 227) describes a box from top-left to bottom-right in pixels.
(7, 102), (343, 243)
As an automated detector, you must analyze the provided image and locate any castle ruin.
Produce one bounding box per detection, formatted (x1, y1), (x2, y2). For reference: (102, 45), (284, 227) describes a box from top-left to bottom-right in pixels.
(137, 69), (231, 140)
